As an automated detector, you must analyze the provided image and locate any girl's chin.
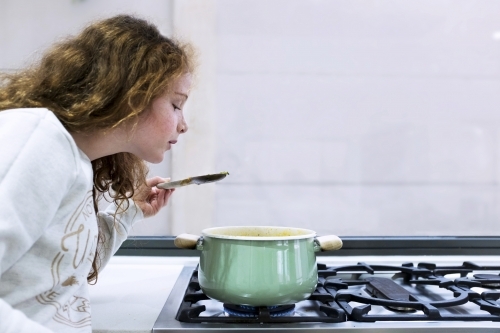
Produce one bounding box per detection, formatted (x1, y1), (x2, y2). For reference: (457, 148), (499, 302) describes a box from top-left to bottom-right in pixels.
(142, 153), (165, 164)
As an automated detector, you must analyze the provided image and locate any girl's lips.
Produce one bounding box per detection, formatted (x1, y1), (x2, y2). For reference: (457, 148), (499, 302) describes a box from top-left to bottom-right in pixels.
(169, 140), (177, 144)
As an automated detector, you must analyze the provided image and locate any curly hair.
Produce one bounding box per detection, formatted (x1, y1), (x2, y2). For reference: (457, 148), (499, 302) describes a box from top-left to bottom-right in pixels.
(0, 15), (195, 283)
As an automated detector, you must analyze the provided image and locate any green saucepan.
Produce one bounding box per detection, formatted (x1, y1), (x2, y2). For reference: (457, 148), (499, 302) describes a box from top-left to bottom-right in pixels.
(174, 226), (343, 306)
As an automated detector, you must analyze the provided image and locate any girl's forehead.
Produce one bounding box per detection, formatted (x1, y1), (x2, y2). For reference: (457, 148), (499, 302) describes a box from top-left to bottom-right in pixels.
(162, 73), (191, 92)
(174, 73), (192, 92)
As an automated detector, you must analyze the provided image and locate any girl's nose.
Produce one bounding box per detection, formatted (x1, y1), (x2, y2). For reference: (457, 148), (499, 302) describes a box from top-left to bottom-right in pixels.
(178, 118), (188, 133)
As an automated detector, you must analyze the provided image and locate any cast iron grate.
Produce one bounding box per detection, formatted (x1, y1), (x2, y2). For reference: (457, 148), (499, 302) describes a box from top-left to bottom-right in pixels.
(176, 262), (500, 323)
(175, 267), (346, 323)
(319, 262), (500, 322)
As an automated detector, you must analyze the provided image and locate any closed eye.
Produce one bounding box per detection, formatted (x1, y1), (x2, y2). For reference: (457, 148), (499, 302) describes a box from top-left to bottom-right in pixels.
(172, 104), (181, 111)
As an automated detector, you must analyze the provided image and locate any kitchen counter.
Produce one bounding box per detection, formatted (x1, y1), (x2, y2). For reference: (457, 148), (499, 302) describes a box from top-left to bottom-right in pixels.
(89, 255), (500, 333)
(89, 256), (199, 333)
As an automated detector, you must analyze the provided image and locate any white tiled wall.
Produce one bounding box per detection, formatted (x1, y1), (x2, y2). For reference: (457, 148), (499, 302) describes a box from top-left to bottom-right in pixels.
(3, 0), (500, 236)
(215, 184), (500, 236)
(0, 0), (173, 70)
(212, 0), (500, 235)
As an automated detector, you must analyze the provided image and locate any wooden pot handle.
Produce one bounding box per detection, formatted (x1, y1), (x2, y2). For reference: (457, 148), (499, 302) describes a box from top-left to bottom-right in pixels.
(316, 235), (343, 251)
(174, 233), (201, 249)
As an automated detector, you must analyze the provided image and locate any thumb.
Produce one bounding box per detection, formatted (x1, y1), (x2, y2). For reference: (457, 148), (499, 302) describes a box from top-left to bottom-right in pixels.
(147, 176), (171, 187)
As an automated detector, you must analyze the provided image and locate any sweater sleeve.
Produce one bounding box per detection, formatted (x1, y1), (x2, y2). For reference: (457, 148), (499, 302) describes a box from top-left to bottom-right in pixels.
(0, 109), (77, 333)
(0, 301), (53, 333)
(96, 200), (144, 270)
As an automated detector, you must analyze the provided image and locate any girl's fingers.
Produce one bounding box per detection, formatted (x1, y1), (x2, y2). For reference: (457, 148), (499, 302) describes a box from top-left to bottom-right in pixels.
(156, 191), (166, 208)
(160, 189), (174, 207)
(137, 179), (175, 217)
(146, 176), (165, 187)
(151, 188), (172, 209)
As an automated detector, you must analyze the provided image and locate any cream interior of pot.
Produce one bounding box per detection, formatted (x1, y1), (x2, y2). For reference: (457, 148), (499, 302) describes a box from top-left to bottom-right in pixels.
(201, 226), (316, 240)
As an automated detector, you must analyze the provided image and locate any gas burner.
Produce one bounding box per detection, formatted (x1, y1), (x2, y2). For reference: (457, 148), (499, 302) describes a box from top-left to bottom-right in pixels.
(223, 304), (295, 317)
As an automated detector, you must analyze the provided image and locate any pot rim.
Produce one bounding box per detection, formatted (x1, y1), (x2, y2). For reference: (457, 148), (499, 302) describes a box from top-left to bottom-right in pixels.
(201, 225), (316, 240)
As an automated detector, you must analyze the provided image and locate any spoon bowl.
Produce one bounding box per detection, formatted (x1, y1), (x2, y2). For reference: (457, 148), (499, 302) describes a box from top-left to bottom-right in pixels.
(156, 172), (229, 190)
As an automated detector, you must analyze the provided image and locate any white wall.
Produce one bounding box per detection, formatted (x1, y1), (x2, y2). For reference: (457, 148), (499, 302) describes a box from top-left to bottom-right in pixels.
(3, 0), (500, 236)
(212, 0), (500, 236)
(0, 0), (173, 69)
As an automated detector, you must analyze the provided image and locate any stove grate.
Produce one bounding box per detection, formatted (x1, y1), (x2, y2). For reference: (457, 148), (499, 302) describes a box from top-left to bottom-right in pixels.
(175, 262), (500, 324)
(175, 269), (346, 323)
(321, 262), (500, 322)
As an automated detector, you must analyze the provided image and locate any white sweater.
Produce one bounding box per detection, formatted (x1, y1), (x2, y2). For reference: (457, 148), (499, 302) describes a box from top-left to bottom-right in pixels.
(0, 108), (144, 332)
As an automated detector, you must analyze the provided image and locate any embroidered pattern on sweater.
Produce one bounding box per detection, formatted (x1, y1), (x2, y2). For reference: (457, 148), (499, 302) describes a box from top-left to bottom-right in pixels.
(36, 190), (97, 328)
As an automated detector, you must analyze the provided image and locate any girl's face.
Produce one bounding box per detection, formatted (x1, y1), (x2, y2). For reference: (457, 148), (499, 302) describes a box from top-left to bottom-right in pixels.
(130, 73), (191, 163)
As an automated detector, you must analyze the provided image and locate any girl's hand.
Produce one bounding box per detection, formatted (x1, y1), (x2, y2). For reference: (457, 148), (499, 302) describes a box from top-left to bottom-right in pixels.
(133, 176), (174, 218)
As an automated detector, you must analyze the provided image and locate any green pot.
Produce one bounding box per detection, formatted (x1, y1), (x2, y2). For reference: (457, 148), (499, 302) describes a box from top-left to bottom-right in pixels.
(175, 226), (342, 306)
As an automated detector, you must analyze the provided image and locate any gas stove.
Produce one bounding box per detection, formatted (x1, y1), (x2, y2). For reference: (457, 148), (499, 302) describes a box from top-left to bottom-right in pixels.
(152, 256), (500, 332)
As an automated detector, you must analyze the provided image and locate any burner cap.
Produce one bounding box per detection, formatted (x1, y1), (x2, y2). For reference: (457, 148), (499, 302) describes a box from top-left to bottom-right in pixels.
(386, 305), (417, 313)
(223, 304), (295, 317)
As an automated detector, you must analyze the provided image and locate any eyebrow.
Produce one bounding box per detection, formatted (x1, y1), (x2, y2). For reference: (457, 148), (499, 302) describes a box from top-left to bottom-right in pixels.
(175, 92), (189, 100)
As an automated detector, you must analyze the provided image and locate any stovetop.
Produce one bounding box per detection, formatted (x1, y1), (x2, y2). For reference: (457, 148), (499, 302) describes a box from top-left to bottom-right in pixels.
(153, 258), (500, 332)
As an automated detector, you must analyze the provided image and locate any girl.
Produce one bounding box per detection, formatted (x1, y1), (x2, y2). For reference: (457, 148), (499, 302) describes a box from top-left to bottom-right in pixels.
(0, 15), (194, 332)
